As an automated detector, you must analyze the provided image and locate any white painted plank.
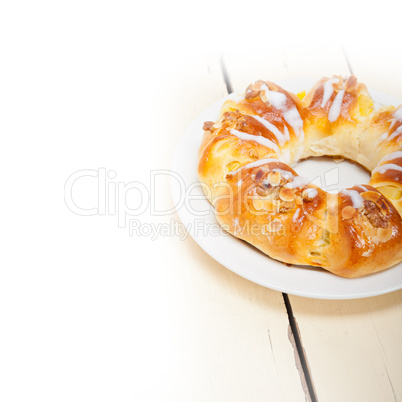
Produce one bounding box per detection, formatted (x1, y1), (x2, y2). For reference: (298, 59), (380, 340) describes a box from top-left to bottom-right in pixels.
(287, 43), (402, 402)
(153, 52), (228, 160)
(289, 292), (402, 402)
(282, 42), (350, 79)
(223, 46), (290, 93)
(224, 42), (402, 401)
(223, 41), (350, 92)
(344, 42), (402, 102)
(153, 53), (307, 401)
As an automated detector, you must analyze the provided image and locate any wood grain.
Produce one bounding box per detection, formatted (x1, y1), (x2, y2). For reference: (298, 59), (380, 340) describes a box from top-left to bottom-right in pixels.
(160, 53), (307, 401)
(223, 42), (402, 401)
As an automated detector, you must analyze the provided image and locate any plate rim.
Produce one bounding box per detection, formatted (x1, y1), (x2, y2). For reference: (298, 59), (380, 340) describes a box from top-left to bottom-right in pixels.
(170, 79), (402, 299)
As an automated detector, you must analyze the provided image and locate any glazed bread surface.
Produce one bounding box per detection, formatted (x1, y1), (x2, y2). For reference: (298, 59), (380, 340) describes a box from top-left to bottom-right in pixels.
(198, 76), (402, 278)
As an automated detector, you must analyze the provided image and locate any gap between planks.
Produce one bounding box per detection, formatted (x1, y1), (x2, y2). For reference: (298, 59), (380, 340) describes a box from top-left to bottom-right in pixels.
(341, 42), (354, 76)
(219, 53), (318, 402)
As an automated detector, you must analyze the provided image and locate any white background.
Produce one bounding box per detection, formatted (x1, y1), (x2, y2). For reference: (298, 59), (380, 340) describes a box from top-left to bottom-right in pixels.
(0, 1), (401, 401)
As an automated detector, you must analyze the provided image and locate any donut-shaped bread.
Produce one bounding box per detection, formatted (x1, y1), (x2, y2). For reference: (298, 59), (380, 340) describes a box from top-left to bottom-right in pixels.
(198, 76), (402, 278)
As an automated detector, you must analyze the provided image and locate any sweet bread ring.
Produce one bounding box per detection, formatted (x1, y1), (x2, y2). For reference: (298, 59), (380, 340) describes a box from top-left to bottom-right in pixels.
(198, 76), (402, 278)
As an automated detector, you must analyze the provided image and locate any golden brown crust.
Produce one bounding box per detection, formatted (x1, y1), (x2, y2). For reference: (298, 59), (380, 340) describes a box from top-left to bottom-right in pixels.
(198, 76), (402, 278)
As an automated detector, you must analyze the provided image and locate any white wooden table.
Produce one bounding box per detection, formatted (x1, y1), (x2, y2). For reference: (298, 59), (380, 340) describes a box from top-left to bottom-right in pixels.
(2, 3), (402, 400)
(156, 45), (402, 402)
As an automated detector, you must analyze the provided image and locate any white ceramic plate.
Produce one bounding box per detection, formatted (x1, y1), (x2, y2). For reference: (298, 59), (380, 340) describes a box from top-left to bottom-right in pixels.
(170, 79), (402, 299)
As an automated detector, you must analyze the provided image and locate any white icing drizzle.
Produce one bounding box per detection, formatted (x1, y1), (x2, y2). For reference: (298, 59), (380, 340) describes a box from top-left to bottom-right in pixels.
(260, 84), (287, 109)
(372, 163), (402, 175)
(227, 158), (280, 176)
(283, 108), (305, 141)
(259, 84), (305, 141)
(292, 208), (301, 222)
(328, 89), (345, 123)
(285, 175), (310, 189)
(341, 189), (364, 209)
(283, 125), (290, 141)
(379, 132), (389, 142)
(384, 125), (402, 143)
(321, 77), (339, 108)
(230, 129), (280, 153)
(250, 115), (289, 145)
(394, 106), (402, 121)
(227, 157), (317, 194)
(272, 168), (293, 180)
(379, 107), (402, 143)
(305, 188), (318, 199)
(237, 179), (243, 187)
(362, 249), (373, 258)
(356, 184), (369, 192)
(379, 151), (402, 164)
